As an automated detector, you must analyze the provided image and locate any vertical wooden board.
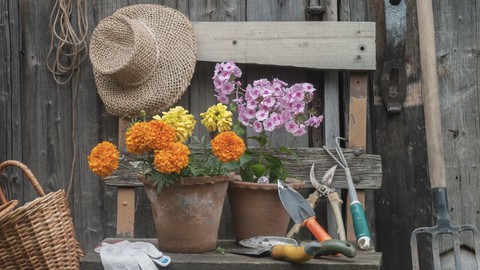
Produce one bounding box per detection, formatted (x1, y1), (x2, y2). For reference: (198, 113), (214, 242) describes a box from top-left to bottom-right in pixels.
(245, 0), (310, 149)
(433, 0), (480, 251)
(0, 0), (22, 201)
(187, 0), (246, 240)
(345, 73), (368, 243)
(245, 0), (312, 242)
(72, 0), (119, 251)
(369, 1), (432, 269)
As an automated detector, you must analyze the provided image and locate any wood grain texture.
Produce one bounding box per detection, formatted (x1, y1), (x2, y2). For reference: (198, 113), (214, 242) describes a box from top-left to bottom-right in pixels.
(194, 21), (376, 70)
(106, 148), (382, 189)
(81, 238), (382, 270)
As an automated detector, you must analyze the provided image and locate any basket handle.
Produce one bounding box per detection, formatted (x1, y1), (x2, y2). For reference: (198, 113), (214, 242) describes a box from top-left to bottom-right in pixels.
(0, 160), (46, 204)
(0, 199), (18, 220)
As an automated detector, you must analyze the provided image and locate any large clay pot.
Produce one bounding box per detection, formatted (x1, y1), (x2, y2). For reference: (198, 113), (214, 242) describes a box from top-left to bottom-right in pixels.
(227, 180), (304, 243)
(141, 175), (233, 253)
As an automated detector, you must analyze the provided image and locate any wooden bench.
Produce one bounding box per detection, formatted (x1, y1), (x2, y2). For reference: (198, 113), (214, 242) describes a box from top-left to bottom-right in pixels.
(81, 18), (382, 269)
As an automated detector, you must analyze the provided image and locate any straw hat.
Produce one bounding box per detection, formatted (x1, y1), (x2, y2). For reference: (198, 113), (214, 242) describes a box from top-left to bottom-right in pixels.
(89, 4), (197, 118)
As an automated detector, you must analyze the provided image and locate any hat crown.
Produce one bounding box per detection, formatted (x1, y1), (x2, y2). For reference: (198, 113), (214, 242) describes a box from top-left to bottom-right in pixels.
(89, 14), (159, 86)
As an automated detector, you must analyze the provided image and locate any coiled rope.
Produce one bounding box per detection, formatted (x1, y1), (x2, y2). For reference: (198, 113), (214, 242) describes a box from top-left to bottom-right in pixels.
(46, 0), (88, 196)
(46, 0), (88, 85)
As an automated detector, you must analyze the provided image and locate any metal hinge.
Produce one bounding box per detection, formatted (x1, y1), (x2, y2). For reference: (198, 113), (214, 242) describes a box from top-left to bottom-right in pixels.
(381, 0), (407, 114)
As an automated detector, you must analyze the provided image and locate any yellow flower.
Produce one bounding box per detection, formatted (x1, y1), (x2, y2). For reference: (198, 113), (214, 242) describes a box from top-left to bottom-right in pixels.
(200, 103), (233, 132)
(158, 106), (196, 143)
(147, 119), (176, 150)
(126, 122), (151, 154)
(211, 131), (245, 162)
(153, 142), (190, 174)
(88, 141), (120, 178)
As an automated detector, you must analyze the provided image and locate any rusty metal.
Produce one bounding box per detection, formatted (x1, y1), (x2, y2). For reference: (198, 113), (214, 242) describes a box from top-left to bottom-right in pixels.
(381, 0), (407, 113)
(410, 188), (480, 269)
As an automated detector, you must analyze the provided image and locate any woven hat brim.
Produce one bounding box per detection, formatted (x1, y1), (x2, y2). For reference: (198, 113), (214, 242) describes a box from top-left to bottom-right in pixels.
(92, 4), (197, 118)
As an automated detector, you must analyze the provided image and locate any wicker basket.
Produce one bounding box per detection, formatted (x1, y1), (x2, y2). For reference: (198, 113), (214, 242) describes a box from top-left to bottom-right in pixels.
(0, 160), (84, 269)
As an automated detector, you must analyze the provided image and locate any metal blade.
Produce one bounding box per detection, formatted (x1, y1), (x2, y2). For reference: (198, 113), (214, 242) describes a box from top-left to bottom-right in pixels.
(310, 164), (337, 190)
(277, 180), (315, 224)
(239, 236), (298, 249)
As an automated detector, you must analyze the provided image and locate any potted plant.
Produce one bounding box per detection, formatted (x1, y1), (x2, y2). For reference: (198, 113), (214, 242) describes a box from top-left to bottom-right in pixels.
(211, 61), (324, 242)
(87, 106), (245, 253)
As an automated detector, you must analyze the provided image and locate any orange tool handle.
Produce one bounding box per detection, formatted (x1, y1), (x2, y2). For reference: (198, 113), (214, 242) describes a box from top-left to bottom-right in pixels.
(303, 216), (332, 242)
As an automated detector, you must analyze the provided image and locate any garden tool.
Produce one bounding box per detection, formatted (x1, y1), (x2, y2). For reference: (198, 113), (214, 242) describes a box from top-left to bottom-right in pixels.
(410, 0), (480, 269)
(277, 180), (332, 242)
(323, 137), (371, 250)
(228, 236), (356, 263)
(286, 165), (346, 241)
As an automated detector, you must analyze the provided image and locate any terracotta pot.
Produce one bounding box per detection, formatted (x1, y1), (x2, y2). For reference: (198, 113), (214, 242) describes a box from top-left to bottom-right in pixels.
(141, 175), (233, 253)
(227, 180), (304, 243)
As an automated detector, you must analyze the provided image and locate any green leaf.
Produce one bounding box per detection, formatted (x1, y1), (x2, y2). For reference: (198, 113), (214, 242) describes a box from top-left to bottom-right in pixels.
(248, 133), (267, 147)
(233, 122), (245, 136)
(279, 146), (301, 164)
(240, 166), (254, 182)
(239, 153), (252, 166)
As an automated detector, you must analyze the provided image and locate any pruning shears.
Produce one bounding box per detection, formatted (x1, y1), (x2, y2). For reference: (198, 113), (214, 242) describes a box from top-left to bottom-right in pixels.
(286, 165), (346, 241)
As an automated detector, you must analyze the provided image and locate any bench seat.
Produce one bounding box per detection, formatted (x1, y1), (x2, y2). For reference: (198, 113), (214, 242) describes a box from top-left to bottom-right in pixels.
(81, 238), (381, 270)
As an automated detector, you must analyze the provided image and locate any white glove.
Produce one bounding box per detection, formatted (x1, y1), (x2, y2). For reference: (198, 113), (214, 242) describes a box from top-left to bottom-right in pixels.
(96, 240), (171, 269)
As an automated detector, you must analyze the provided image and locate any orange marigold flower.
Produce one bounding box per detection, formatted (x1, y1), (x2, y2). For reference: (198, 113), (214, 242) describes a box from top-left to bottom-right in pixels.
(126, 122), (151, 154)
(153, 142), (190, 174)
(147, 119), (176, 150)
(88, 141), (120, 178)
(211, 131), (246, 162)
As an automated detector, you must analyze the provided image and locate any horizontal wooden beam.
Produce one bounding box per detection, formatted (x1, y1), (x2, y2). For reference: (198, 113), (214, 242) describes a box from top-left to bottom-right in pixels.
(194, 21), (376, 71)
(105, 148), (382, 189)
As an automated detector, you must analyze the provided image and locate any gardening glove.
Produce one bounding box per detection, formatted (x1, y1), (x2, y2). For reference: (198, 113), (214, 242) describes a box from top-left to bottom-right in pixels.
(96, 240), (171, 269)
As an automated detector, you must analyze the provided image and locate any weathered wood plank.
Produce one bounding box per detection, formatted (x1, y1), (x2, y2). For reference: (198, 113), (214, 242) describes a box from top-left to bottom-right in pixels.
(368, 1), (432, 269)
(0, 0), (22, 202)
(105, 148), (382, 190)
(81, 238), (382, 270)
(194, 21), (376, 71)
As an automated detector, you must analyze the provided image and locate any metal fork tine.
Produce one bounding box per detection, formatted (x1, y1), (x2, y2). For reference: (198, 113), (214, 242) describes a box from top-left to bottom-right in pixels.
(432, 232), (442, 270)
(473, 229), (480, 268)
(453, 231), (463, 270)
(410, 232), (421, 270)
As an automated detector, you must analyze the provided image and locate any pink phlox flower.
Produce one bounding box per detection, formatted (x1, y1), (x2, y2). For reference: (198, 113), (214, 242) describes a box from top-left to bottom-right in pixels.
(232, 96), (244, 106)
(293, 124), (307, 137)
(218, 70), (231, 81)
(257, 176), (269, 184)
(244, 108), (256, 119)
(246, 85), (261, 100)
(222, 82), (235, 95)
(255, 106), (270, 121)
(263, 117), (276, 131)
(253, 120), (263, 133)
(285, 120), (298, 134)
(216, 93), (229, 104)
(261, 96), (276, 108)
(233, 66), (242, 77)
(302, 83), (316, 93)
(222, 61), (235, 72)
(246, 97), (259, 110)
(306, 115), (324, 128)
(269, 112), (283, 127)
(253, 78), (270, 87)
(290, 100), (305, 114)
(214, 63), (222, 75)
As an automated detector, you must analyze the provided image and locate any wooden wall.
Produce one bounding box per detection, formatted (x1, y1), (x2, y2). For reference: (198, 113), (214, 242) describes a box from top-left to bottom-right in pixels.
(1, 1), (479, 270)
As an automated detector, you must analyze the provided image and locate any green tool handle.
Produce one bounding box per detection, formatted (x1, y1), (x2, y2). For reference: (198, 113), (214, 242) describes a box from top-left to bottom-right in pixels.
(350, 201), (371, 250)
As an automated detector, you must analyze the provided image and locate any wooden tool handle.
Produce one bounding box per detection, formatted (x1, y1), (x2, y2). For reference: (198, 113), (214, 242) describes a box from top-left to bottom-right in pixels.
(328, 192), (346, 241)
(416, 0), (447, 188)
(286, 193), (319, 238)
